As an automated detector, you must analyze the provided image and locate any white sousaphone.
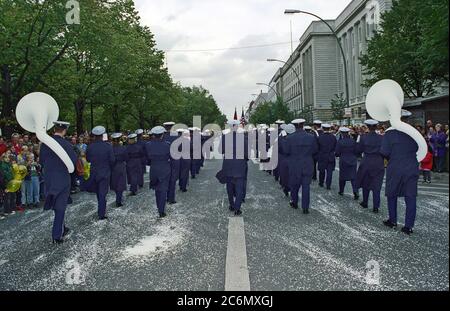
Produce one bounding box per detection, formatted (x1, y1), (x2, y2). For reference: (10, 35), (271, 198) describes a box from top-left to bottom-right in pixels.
(365, 79), (427, 162)
(16, 92), (75, 173)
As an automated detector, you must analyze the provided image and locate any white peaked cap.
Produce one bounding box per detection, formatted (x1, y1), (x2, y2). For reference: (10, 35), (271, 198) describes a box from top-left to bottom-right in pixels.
(291, 119), (306, 124)
(364, 119), (379, 126)
(151, 126), (166, 135)
(92, 126), (106, 136)
(128, 133), (137, 139)
(401, 109), (412, 118)
(111, 133), (123, 139)
(285, 124), (296, 134)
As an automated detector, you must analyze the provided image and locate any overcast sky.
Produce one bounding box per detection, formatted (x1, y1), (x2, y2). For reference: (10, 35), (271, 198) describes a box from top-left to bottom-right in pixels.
(134, 0), (352, 119)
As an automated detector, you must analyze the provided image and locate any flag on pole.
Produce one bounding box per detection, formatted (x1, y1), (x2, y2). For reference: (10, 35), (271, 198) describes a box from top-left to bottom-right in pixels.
(240, 107), (246, 126)
(233, 107), (238, 120)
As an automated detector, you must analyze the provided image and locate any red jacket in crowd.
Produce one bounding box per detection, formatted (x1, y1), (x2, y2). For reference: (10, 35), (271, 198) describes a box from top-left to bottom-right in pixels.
(420, 151), (433, 171)
(0, 143), (7, 156)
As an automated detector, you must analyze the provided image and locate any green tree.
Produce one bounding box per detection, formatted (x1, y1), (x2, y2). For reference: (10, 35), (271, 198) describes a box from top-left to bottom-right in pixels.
(360, 0), (449, 98)
(249, 98), (294, 125)
(330, 93), (346, 122)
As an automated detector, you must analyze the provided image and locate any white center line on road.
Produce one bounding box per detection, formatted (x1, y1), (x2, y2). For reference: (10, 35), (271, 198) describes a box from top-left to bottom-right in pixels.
(225, 217), (250, 291)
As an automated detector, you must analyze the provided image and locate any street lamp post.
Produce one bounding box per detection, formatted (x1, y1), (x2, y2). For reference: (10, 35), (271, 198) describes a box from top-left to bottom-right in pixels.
(285, 9), (351, 125)
(256, 82), (281, 101)
(267, 58), (304, 118)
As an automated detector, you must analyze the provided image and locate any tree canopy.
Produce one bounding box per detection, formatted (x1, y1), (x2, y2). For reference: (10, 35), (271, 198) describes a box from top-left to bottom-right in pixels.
(360, 0), (449, 98)
(0, 0), (225, 136)
(249, 98), (294, 125)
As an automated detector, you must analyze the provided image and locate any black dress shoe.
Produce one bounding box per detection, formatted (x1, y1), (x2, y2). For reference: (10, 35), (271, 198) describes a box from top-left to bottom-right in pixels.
(383, 220), (397, 228)
(318, 184), (324, 188)
(234, 210), (242, 216)
(360, 202), (369, 209)
(283, 189), (289, 197)
(303, 209), (309, 214)
(338, 192), (344, 196)
(401, 227), (414, 235)
(168, 201), (177, 205)
(229, 206), (234, 211)
(326, 187), (331, 190)
(191, 175), (196, 179)
(159, 212), (167, 218)
(53, 239), (64, 245)
(354, 193), (359, 200)
(242, 199), (246, 203)
(98, 216), (109, 221)
(63, 227), (70, 237)
(130, 192), (137, 196)
(290, 202), (298, 209)
(373, 208), (379, 214)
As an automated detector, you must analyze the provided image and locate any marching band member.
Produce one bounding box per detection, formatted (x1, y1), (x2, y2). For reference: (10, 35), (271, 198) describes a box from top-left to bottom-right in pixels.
(110, 133), (128, 207)
(126, 133), (144, 196)
(39, 121), (77, 244)
(335, 127), (359, 200)
(279, 124), (295, 197)
(312, 120), (323, 181)
(381, 110), (420, 235)
(356, 120), (385, 213)
(86, 126), (115, 220)
(163, 122), (180, 205)
(145, 126), (172, 218)
(317, 124), (337, 190)
(135, 129), (146, 189)
(219, 120), (249, 216)
(286, 119), (318, 214)
(273, 120), (285, 182)
(178, 129), (191, 193)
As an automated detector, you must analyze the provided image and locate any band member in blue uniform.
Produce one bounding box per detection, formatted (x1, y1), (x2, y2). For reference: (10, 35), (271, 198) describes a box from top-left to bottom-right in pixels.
(380, 110), (419, 235)
(163, 122), (180, 205)
(86, 126), (115, 220)
(304, 125), (313, 134)
(178, 129), (191, 192)
(39, 121), (77, 244)
(279, 124), (295, 197)
(356, 120), (385, 213)
(317, 124), (337, 190)
(126, 133), (144, 196)
(110, 133), (128, 207)
(145, 126), (172, 218)
(189, 128), (202, 178)
(219, 120), (249, 216)
(312, 120), (323, 181)
(273, 120), (285, 182)
(335, 127), (359, 200)
(136, 129), (146, 188)
(286, 119), (318, 214)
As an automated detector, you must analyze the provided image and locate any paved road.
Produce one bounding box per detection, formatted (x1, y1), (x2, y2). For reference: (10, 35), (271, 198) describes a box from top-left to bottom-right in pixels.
(0, 160), (448, 291)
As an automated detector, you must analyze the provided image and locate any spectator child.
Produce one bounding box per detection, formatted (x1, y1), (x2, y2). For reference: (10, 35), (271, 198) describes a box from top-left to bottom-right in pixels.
(420, 145), (434, 183)
(0, 151), (16, 216)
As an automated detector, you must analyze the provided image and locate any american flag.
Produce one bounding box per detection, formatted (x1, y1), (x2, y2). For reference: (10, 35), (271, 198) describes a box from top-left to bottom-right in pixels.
(240, 107), (246, 126)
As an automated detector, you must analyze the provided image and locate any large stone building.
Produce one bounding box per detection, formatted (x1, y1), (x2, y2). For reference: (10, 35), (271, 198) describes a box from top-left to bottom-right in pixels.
(265, 0), (394, 123)
(334, 0), (393, 123)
